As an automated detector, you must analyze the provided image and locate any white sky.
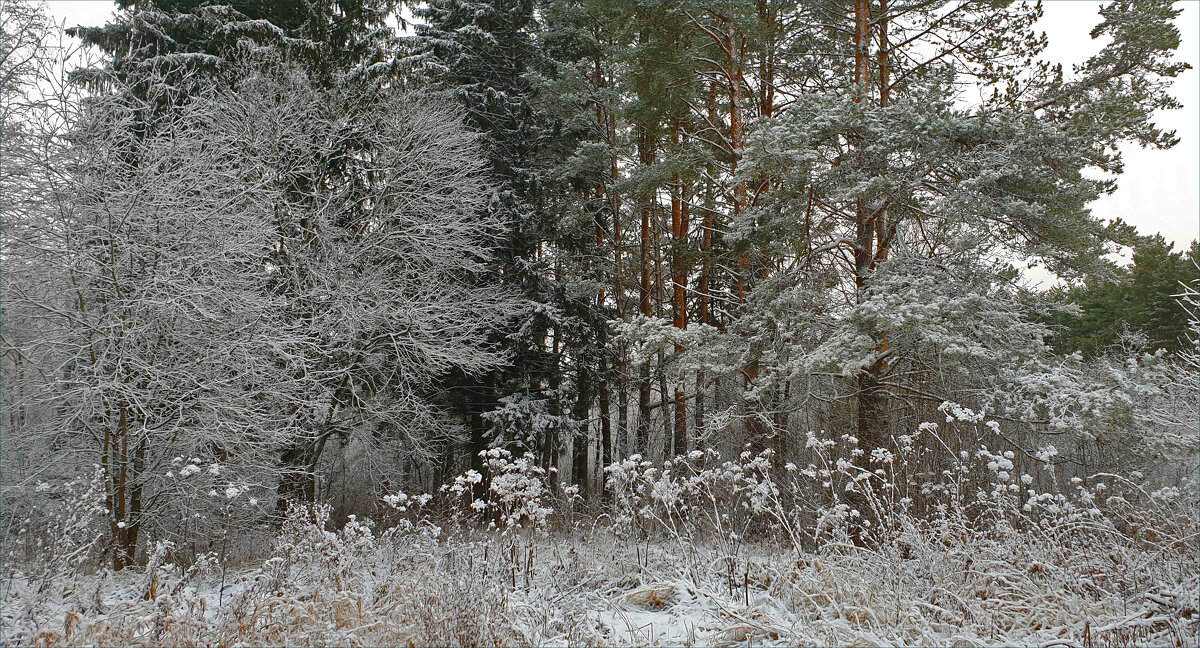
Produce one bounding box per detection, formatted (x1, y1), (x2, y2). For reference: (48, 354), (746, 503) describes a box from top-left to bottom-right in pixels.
(41, 1), (1200, 256)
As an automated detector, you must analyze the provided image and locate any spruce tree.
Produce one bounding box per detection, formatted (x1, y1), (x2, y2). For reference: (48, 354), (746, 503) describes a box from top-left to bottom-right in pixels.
(70, 1), (401, 91)
(1051, 234), (1199, 356)
(404, 1), (579, 479)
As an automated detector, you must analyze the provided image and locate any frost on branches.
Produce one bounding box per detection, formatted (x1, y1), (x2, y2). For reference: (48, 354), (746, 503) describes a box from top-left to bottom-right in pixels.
(1, 1), (1197, 646)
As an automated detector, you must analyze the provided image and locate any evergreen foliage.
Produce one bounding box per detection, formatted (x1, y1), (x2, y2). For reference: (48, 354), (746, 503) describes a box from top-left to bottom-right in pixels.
(2, 0), (1195, 570)
(1050, 234), (1199, 356)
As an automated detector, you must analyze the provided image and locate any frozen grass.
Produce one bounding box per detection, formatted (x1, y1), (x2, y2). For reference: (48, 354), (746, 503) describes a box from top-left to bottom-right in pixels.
(3, 443), (1196, 647)
(2, 520), (1195, 647)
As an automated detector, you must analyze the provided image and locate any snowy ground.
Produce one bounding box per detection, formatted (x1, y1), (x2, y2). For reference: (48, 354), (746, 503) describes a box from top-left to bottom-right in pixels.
(3, 519), (1196, 647)
(4, 447), (1197, 646)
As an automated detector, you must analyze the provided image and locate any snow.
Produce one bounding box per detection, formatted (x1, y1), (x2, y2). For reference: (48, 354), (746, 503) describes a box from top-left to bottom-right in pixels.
(2, 4), (1197, 647)
(3, 525), (1194, 647)
(4, 444), (1195, 647)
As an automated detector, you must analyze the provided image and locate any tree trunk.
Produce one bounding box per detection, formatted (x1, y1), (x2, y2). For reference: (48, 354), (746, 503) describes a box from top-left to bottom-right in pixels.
(853, 0), (898, 458)
(854, 0), (871, 103)
(277, 443), (318, 513)
(126, 436), (145, 569)
(598, 327), (613, 497)
(105, 401), (144, 570)
(549, 259), (564, 482)
(727, 27), (749, 304)
(695, 83), (718, 440)
(671, 121), (689, 456)
(276, 375), (355, 512)
(594, 129), (615, 495)
(757, 0), (777, 121)
(654, 185), (671, 458)
(611, 113), (629, 459)
(572, 363), (591, 497)
(636, 127), (655, 455)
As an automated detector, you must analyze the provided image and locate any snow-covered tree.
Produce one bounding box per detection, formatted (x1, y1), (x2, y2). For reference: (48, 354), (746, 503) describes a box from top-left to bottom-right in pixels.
(3, 66), (296, 567)
(2, 52), (517, 565)
(68, 0), (403, 92)
(738, 0), (1189, 468)
(403, 1), (584, 481)
(218, 69), (518, 509)
(1, 0), (103, 552)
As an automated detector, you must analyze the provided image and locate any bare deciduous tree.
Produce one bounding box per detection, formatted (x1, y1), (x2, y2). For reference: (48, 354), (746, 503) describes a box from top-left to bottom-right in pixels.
(3, 48), (516, 566)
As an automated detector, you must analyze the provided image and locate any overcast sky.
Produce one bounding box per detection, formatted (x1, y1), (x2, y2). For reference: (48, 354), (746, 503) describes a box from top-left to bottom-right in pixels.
(1039, 2), (1198, 256)
(41, 1), (1200, 255)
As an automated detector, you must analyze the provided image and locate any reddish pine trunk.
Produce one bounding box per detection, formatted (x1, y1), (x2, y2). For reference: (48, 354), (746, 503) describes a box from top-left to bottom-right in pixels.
(670, 121), (689, 456)
(699, 82), (717, 332)
(728, 27), (750, 304)
(853, 0), (894, 482)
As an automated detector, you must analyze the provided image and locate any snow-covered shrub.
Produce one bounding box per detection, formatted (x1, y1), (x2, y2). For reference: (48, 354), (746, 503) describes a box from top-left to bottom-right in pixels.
(2, 457), (1194, 647)
(141, 456), (273, 565)
(2, 466), (106, 575)
(0, 467), (108, 646)
(602, 403), (1199, 563)
(604, 448), (794, 553)
(261, 504), (381, 595)
(592, 409), (1197, 644)
(602, 433), (922, 551)
(443, 449), (563, 533)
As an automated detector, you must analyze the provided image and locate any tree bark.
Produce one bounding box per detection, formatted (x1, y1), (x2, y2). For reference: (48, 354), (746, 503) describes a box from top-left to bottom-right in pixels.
(636, 127), (655, 455)
(846, 2), (898, 544)
(670, 120), (689, 456)
(654, 200), (671, 458)
(598, 324), (613, 497)
(107, 401), (144, 570)
(594, 118), (615, 494)
(727, 27), (750, 304)
(611, 113), (629, 460)
(695, 82), (719, 440)
(572, 362), (591, 497)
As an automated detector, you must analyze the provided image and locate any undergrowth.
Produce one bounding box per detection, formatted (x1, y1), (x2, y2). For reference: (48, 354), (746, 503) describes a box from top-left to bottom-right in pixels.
(2, 411), (1196, 646)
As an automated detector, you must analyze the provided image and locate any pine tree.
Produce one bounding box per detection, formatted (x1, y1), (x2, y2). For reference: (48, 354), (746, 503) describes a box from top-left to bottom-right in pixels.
(533, 0), (631, 492)
(741, 1), (1187, 471)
